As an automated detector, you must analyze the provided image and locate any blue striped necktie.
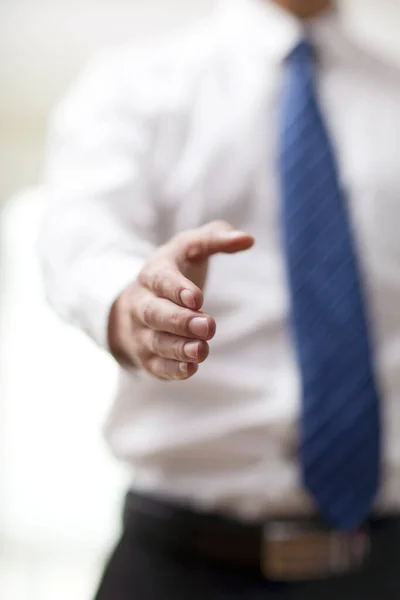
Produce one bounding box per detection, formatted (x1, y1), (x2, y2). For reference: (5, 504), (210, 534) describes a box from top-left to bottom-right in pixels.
(279, 39), (381, 532)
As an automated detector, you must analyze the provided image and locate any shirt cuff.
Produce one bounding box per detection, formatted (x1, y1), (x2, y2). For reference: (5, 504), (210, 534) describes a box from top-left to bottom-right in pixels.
(66, 253), (146, 352)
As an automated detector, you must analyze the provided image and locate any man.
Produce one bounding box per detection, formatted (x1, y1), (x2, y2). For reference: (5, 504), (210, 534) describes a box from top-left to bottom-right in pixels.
(38, 0), (400, 598)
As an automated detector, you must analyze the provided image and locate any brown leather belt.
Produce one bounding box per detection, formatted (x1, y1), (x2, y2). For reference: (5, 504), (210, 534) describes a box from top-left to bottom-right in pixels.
(123, 491), (399, 582)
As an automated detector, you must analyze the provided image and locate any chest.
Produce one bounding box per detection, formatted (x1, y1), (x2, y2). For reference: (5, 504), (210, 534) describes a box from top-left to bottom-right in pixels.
(156, 59), (400, 260)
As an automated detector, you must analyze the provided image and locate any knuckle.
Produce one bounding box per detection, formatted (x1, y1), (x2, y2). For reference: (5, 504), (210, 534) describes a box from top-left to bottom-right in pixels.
(208, 219), (232, 233)
(140, 299), (156, 327)
(185, 239), (204, 260)
(135, 348), (147, 365)
(138, 256), (163, 284)
(158, 359), (184, 381)
(150, 331), (162, 355)
(137, 268), (148, 286)
(144, 356), (167, 380)
(137, 262), (157, 289)
(145, 262), (180, 302)
(173, 230), (190, 245)
(147, 356), (186, 381)
(152, 270), (167, 296)
(173, 230), (198, 255)
(117, 281), (140, 317)
(186, 238), (201, 253)
(170, 310), (185, 332)
(134, 336), (151, 363)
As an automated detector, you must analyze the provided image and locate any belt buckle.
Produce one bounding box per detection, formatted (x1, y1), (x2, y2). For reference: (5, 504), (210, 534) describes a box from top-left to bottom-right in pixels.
(261, 520), (370, 581)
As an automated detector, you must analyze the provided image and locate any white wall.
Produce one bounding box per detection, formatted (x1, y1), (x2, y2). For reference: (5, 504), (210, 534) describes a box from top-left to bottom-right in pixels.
(0, 0), (215, 203)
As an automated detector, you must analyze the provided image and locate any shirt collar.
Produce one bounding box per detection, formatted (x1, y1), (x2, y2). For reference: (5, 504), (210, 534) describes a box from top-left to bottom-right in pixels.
(214, 0), (344, 64)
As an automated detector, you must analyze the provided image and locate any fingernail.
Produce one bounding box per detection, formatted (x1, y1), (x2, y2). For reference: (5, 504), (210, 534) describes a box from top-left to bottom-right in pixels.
(189, 316), (209, 338)
(184, 341), (199, 360)
(181, 289), (196, 309)
(178, 362), (188, 374)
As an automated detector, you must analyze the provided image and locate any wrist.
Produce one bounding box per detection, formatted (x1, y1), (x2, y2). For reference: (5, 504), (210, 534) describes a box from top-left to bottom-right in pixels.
(107, 283), (138, 367)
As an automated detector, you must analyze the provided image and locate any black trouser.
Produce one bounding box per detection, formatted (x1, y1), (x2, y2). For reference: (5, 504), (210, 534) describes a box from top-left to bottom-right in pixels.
(94, 494), (400, 600)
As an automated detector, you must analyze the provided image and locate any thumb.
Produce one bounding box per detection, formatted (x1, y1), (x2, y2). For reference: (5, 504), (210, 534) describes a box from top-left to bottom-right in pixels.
(177, 220), (254, 262)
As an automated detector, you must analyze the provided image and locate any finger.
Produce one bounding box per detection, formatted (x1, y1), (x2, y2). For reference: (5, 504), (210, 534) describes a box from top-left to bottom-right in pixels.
(145, 356), (199, 381)
(175, 220), (255, 262)
(138, 262), (203, 310)
(134, 292), (216, 340)
(141, 330), (209, 363)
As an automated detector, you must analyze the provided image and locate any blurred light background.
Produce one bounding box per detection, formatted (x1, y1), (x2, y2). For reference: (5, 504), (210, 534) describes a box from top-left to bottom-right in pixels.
(0, 1), (400, 599)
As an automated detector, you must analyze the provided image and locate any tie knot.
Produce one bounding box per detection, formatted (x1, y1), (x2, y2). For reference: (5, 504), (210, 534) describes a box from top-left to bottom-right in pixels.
(288, 39), (314, 64)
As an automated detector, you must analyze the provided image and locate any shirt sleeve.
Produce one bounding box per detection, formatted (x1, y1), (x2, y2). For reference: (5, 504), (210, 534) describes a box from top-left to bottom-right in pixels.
(38, 51), (158, 351)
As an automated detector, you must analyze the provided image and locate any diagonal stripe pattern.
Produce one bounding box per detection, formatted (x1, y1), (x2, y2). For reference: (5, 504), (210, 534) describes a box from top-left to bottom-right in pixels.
(278, 40), (381, 532)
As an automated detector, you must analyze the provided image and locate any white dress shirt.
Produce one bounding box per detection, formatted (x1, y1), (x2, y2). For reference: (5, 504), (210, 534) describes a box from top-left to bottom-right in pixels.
(39, 0), (400, 520)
